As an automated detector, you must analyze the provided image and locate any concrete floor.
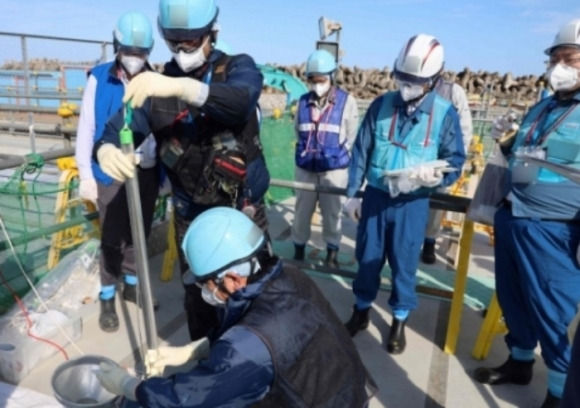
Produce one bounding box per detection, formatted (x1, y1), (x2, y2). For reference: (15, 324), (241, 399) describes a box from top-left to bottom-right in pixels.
(0, 199), (549, 408)
(0, 135), (550, 407)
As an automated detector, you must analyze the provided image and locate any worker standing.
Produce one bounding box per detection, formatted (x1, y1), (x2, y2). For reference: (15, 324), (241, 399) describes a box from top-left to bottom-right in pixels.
(343, 34), (465, 354)
(291, 49), (359, 268)
(75, 11), (159, 333)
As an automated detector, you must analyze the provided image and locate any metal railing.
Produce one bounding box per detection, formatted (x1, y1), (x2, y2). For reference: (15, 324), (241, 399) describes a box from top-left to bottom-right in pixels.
(0, 31), (112, 146)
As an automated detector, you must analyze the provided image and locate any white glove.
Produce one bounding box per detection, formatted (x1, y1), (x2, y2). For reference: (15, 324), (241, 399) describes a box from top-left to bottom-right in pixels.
(145, 338), (210, 377)
(79, 178), (98, 203)
(343, 198), (362, 222)
(415, 166), (443, 188)
(490, 112), (520, 140)
(97, 143), (135, 182)
(123, 72), (205, 108)
(96, 362), (140, 401)
(577, 243), (580, 266)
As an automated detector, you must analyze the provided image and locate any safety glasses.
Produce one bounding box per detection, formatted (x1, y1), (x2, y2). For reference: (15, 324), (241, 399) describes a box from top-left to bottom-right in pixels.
(545, 55), (580, 67)
(194, 275), (224, 289)
(165, 35), (207, 54)
(393, 70), (432, 86)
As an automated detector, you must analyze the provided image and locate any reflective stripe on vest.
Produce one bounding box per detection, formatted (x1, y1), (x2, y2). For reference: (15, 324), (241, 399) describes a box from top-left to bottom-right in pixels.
(366, 92), (451, 192)
(297, 123), (341, 133)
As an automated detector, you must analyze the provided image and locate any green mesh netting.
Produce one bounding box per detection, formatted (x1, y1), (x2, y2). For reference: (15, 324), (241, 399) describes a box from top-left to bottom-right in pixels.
(260, 114), (296, 204)
(0, 155), (83, 315)
(0, 155), (170, 315)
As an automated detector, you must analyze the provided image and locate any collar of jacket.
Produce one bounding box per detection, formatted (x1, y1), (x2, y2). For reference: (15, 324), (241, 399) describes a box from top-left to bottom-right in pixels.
(393, 89), (437, 116)
(215, 258), (284, 335)
(107, 59), (153, 81)
(306, 86), (337, 108)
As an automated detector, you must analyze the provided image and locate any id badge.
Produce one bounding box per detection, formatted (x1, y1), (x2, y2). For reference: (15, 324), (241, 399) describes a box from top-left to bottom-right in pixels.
(512, 146), (545, 184)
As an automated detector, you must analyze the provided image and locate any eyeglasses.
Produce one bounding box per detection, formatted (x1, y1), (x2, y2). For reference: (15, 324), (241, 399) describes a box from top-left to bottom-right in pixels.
(393, 70), (432, 86)
(165, 35), (206, 53)
(545, 55), (580, 67)
(194, 276), (223, 289)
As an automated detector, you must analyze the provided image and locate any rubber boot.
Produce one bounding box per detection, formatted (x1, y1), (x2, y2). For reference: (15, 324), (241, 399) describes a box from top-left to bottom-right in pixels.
(325, 248), (339, 269)
(344, 306), (370, 337)
(123, 284), (160, 311)
(540, 391), (561, 408)
(421, 240), (436, 264)
(474, 356), (534, 385)
(99, 297), (119, 333)
(293, 244), (305, 261)
(387, 318), (407, 354)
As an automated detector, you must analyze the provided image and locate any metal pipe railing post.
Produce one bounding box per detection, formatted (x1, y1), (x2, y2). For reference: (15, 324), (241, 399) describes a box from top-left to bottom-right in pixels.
(20, 34), (35, 153)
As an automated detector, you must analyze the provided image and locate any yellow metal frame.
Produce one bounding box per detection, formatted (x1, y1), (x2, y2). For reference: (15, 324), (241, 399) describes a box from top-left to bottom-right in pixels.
(441, 136), (495, 246)
(472, 293), (507, 360)
(160, 211), (178, 281)
(47, 158), (100, 270)
(444, 219), (475, 354)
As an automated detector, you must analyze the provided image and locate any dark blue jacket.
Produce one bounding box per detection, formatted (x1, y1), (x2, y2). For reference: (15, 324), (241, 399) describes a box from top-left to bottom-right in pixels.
(94, 50), (268, 205)
(134, 259), (376, 407)
(96, 50), (262, 152)
(135, 263), (276, 407)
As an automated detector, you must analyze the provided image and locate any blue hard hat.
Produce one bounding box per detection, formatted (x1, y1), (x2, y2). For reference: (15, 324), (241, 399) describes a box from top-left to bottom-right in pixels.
(158, 0), (219, 42)
(113, 11), (154, 55)
(214, 39), (233, 54)
(181, 207), (266, 283)
(306, 49), (337, 77)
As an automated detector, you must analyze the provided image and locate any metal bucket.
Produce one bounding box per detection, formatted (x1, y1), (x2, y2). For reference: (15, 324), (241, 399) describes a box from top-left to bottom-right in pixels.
(51, 355), (119, 408)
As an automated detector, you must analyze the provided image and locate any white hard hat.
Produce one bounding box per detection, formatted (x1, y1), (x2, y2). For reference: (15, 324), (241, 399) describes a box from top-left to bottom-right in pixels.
(545, 19), (580, 55)
(394, 34), (444, 82)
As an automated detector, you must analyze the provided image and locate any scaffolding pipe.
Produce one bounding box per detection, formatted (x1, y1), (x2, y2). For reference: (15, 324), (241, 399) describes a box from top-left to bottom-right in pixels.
(0, 147), (74, 170)
(268, 178), (471, 213)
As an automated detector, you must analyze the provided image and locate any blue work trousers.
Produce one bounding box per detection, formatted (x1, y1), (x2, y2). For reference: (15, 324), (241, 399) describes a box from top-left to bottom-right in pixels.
(494, 205), (580, 373)
(353, 186), (430, 311)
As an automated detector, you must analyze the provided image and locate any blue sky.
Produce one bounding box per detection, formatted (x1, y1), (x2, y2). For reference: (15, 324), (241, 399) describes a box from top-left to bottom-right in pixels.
(0, 0), (577, 76)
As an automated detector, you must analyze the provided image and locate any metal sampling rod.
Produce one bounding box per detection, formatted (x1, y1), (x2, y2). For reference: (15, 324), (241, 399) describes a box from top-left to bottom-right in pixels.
(120, 105), (158, 353)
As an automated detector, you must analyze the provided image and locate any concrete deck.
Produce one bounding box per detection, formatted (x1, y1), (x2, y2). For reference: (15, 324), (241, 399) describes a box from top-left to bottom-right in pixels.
(0, 135), (550, 407)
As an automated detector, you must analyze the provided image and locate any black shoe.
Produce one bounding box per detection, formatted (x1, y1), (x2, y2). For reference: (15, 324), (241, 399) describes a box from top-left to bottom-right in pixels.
(387, 318), (407, 354)
(293, 245), (305, 261)
(421, 241), (436, 264)
(99, 297), (119, 333)
(123, 284), (160, 311)
(344, 306), (370, 337)
(474, 356), (534, 385)
(325, 248), (339, 269)
(540, 391), (561, 408)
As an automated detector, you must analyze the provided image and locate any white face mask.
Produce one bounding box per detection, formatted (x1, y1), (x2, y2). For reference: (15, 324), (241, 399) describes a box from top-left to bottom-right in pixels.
(120, 55), (146, 76)
(547, 63), (580, 92)
(172, 37), (209, 73)
(396, 79), (426, 102)
(201, 284), (226, 307)
(310, 81), (331, 98)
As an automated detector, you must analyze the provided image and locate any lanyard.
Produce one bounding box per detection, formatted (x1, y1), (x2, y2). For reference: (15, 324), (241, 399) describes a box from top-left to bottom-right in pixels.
(172, 64), (214, 126)
(524, 103), (577, 146)
(302, 90), (336, 154)
(388, 105), (434, 150)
